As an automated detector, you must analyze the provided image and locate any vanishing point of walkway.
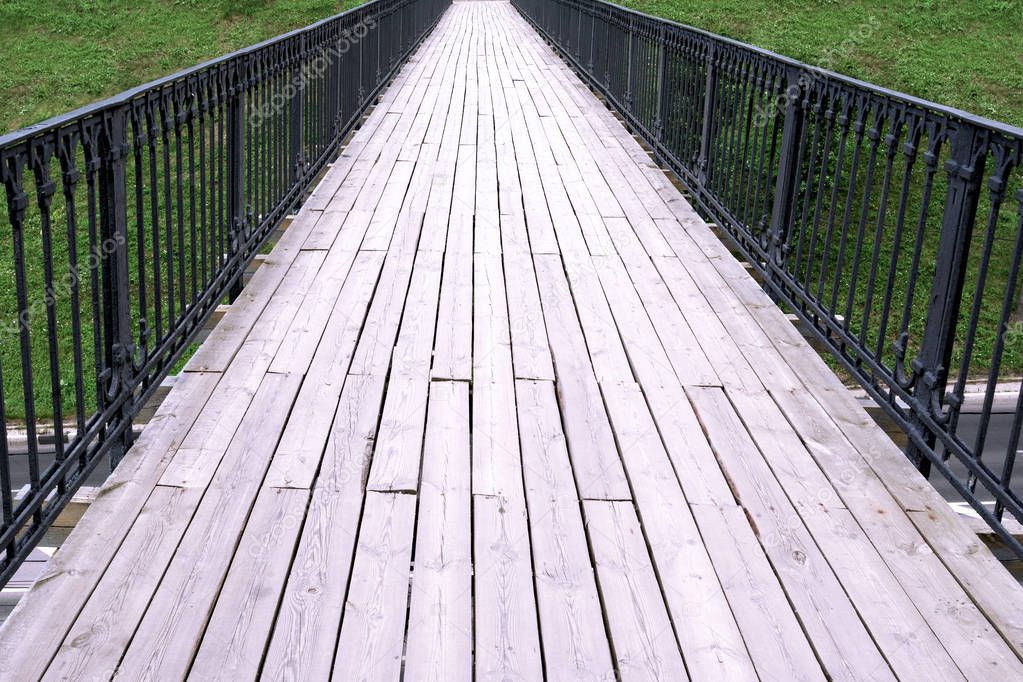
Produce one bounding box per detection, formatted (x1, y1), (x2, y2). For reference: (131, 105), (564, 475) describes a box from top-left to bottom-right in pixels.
(3, 2), (1023, 680)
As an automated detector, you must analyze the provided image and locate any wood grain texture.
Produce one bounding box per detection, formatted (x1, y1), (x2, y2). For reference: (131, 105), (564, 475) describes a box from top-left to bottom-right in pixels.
(405, 381), (473, 682)
(473, 494), (543, 682)
(332, 492), (417, 682)
(8, 5), (1023, 680)
(583, 500), (689, 682)
(188, 487), (309, 681)
(517, 379), (616, 681)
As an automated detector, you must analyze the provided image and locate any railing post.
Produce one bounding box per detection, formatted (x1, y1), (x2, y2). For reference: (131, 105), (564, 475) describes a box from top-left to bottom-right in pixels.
(291, 34), (307, 185)
(654, 23), (667, 145)
(98, 107), (135, 469)
(625, 15), (634, 112)
(576, 0), (585, 60)
(586, 1), (595, 72)
(906, 123), (988, 476)
(697, 43), (718, 186)
(226, 63), (247, 302)
(768, 68), (804, 266)
(603, 7), (611, 88)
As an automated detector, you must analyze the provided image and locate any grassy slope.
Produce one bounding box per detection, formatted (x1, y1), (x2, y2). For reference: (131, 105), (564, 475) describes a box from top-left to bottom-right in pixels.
(0, 0), (362, 134)
(620, 0), (1023, 128)
(0, 0), (363, 421)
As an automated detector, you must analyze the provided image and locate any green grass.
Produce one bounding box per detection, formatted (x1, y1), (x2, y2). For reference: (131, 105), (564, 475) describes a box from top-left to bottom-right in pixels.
(0, 0), (365, 422)
(619, 0), (1023, 128)
(0, 0), (364, 134)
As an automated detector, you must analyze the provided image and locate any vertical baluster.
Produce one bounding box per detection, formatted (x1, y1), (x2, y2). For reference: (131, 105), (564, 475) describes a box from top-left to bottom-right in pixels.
(624, 15), (634, 114)
(654, 23), (666, 149)
(995, 196), (1023, 519)
(30, 141), (68, 490)
(697, 43), (718, 187)
(952, 150), (1016, 476)
(2, 151), (41, 519)
(56, 132), (88, 467)
(186, 80), (199, 308)
(767, 66), (805, 268)
(0, 362), (11, 564)
(227, 61), (247, 301)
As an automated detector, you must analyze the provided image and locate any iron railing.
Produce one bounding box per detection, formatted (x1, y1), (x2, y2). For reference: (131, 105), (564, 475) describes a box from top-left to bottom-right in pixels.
(513, 0), (1023, 554)
(0, 0), (449, 587)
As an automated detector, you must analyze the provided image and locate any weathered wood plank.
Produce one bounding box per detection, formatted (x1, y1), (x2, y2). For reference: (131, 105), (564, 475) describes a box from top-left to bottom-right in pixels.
(601, 382), (758, 681)
(405, 381), (473, 682)
(473, 494), (543, 681)
(262, 371), (382, 681)
(687, 385), (899, 681)
(0, 372), (220, 680)
(366, 372), (430, 493)
(503, 251), (555, 381)
(516, 380), (616, 681)
(691, 503), (826, 682)
(115, 373), (303, 679)
(266, 251), (385, 488)
(533, 254), (630, 500)
(473, 253), (514, 385)
(43, 486), (203, 682)
(332, 492), (418, 682)
(188, 487), (309, 681)
(583, 500), (689, 682)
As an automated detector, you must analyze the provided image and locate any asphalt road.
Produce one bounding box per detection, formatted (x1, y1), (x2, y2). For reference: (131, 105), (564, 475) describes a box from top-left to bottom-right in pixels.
(930, 412), (1022, 508)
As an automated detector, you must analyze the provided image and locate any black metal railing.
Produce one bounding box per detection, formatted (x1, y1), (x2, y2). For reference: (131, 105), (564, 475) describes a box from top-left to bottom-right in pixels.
(513, 0), (1023, 554)
(0, 0), (449, 587)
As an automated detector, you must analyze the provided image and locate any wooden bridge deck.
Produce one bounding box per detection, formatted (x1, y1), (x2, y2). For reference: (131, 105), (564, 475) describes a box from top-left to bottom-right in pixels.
(4, 2), (1023, 679)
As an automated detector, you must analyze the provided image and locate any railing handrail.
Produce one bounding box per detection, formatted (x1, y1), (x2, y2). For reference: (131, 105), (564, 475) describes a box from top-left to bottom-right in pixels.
(0, 0), (402, 148)
(513, 0), (1023, 556)
(576, 0), (1023, 140)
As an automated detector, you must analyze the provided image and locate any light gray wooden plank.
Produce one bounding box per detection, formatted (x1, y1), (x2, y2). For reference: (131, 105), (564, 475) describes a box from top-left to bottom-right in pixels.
(392, 251), (444, 376)
(268, 244), (359, 376)
(473, 494), (543, 681)
(503, 251), (555, 381)
(332, 492), (417, 682)
(472, 379), (524, 500)
(266, 251), (385, 488)
(160, 250), (325, 488)
(432, 236), (473, 381)
(560, 254), (633, 384)
(691, 503), (826, 682)
(687, 385), (898, 681)
(115, 373), (303, 680)
(600, 382), (758, 681)
(366, 372), (430, 493)
(188, 487), (309, 681)
(262, 466), (372, 677)
(0, 372), (220, 680)
(473, 253), (514, 385)
(533, 254), (630, 500)
(583, 500), (689, 682)
(405, 381), (473, 682)
(43, 486), (203, 682)
(516, 380), (616, 681)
